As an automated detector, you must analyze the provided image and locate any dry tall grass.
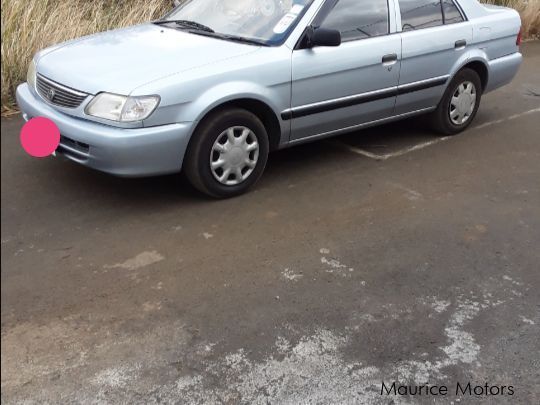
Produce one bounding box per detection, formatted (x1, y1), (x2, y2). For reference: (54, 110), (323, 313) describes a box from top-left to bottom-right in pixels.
(484, 0), (540, 38)
(1, 0), (169, 113)
(1, 0), (538, 114)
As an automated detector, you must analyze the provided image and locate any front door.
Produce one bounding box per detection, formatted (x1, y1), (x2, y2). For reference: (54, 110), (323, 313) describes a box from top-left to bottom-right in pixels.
(289, 0), (402, 141)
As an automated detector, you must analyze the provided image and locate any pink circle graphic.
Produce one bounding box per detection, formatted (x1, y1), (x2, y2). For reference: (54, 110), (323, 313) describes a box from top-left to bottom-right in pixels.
(20, 117), (61, 158)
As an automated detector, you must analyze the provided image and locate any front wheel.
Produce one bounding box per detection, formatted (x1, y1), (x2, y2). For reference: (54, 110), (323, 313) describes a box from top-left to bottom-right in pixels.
(430, 68), (482, 135)
(184, 108), (269, 198)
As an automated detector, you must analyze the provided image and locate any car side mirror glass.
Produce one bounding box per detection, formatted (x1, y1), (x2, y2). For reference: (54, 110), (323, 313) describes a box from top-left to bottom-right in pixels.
(308, 27), (341, 48)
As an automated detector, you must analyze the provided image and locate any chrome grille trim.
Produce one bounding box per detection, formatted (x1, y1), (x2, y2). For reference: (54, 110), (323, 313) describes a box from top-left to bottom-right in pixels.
(36, 74), (89, 109)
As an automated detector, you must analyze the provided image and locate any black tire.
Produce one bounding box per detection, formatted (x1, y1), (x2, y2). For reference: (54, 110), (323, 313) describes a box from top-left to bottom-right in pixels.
(184, 108), (269, 198)
(430, 68), (482, 135)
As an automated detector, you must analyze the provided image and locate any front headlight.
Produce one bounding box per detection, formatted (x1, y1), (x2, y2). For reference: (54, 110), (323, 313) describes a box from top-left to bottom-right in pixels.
(85, 93), (160, 122)
(27, 59), (37, 90)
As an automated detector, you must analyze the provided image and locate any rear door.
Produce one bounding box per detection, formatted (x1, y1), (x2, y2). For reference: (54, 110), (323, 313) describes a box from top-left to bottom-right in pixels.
(395, 0), (472, 115)
(289, 0), (401, 141)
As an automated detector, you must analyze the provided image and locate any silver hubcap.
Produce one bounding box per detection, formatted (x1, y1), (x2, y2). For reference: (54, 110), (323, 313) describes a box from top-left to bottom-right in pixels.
(449, 81), (477, 125)
(210, 126), (259, 186)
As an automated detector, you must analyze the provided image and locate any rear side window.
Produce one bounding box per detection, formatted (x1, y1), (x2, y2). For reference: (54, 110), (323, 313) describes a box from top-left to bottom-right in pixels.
(442, 0), (464, 24)
(321, 0), (389, 42)
(400, 0), (443, 31)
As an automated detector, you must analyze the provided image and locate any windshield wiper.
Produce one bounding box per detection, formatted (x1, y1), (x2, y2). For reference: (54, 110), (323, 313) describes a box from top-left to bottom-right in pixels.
(154, 19), (214, 33)
(194, 32), (267, 46)
(218, 34), (268, 46)
(153, 20), (266, 47)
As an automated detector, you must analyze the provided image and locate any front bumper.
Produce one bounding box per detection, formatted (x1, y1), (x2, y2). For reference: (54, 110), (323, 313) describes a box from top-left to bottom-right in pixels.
(16, 83), (194, 177)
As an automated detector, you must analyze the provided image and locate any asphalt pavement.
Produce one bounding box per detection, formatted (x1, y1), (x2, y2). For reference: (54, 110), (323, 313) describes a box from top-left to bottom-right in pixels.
(1, 42), (539, 404)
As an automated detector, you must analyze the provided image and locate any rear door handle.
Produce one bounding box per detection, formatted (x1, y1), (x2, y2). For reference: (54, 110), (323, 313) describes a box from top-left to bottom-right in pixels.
(455, 40), (467, 49)
(382, 53), (398, 65)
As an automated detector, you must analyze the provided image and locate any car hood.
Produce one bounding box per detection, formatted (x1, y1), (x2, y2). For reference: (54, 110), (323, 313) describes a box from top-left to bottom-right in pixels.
(37, 24), (260, 95)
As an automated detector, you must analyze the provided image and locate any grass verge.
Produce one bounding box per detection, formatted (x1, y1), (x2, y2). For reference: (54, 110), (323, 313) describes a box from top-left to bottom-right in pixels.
(1, 0), (168, 114)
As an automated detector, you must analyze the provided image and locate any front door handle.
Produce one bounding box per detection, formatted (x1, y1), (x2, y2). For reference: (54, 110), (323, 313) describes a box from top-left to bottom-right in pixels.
(382, 53), (398, 65)
(455, 39), (467, 49)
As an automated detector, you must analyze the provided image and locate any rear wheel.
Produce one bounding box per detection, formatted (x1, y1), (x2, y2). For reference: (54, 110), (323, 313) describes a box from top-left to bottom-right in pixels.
(184, 108), (269, 198)
(430, 68), (482, 135)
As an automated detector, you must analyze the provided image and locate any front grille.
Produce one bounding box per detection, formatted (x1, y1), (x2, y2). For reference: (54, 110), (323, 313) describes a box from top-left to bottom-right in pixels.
(36, 75), (88, 109)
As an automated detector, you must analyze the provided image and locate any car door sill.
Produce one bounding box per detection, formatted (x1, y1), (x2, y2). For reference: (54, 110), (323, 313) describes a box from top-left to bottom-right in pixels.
(286, 107), (436, 147)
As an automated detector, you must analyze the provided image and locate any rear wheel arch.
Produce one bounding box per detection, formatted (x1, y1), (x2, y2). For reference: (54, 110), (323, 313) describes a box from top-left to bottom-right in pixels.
(430, 67), (482, 135)
(455, 60), (489, 93)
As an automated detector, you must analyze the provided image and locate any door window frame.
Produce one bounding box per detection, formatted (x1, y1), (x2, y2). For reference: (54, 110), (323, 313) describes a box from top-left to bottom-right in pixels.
(319, 0), (391, 43)
(294, 0), (399, 49)
(440, 0), (467, 25)
(395, 0), (468, 33)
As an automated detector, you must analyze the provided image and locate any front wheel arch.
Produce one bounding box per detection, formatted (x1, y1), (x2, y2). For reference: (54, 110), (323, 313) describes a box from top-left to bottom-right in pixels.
(183, 107), (270, 198)
(190, 98), (283, 153)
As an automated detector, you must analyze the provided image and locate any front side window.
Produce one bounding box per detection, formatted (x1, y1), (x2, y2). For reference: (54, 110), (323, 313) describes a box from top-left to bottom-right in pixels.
(400, 0), (443, 31)
(163, 0), (315, 45)
(442, 0), (464, 24)
(320, 0), (389, 42)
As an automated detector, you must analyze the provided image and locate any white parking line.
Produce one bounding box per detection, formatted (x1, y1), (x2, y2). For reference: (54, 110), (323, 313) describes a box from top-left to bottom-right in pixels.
(333, 107), (540, 161)
(334, 137), (452, 161)
(472, 107), (540, 130)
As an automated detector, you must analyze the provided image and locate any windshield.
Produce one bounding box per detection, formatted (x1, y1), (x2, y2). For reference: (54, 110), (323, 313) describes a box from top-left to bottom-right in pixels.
(163, 0), (315, 45)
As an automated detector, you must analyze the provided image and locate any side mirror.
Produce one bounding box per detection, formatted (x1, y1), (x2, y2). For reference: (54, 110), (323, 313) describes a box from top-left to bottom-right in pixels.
(307, 27), (341, 48)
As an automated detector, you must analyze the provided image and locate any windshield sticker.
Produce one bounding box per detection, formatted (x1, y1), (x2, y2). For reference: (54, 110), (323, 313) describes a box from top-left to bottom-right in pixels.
(290, 4), (304, 15)
(273, 13), (297, 34)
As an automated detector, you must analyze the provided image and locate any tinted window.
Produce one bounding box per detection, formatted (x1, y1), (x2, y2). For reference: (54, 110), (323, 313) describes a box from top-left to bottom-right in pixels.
(321, 0), (389, 42)
(442, 0), (464, 24)
(400, 0), (443, 31)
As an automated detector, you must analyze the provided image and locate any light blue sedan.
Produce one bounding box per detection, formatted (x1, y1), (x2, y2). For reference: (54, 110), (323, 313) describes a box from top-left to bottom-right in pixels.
(17, 0), (522, 197)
